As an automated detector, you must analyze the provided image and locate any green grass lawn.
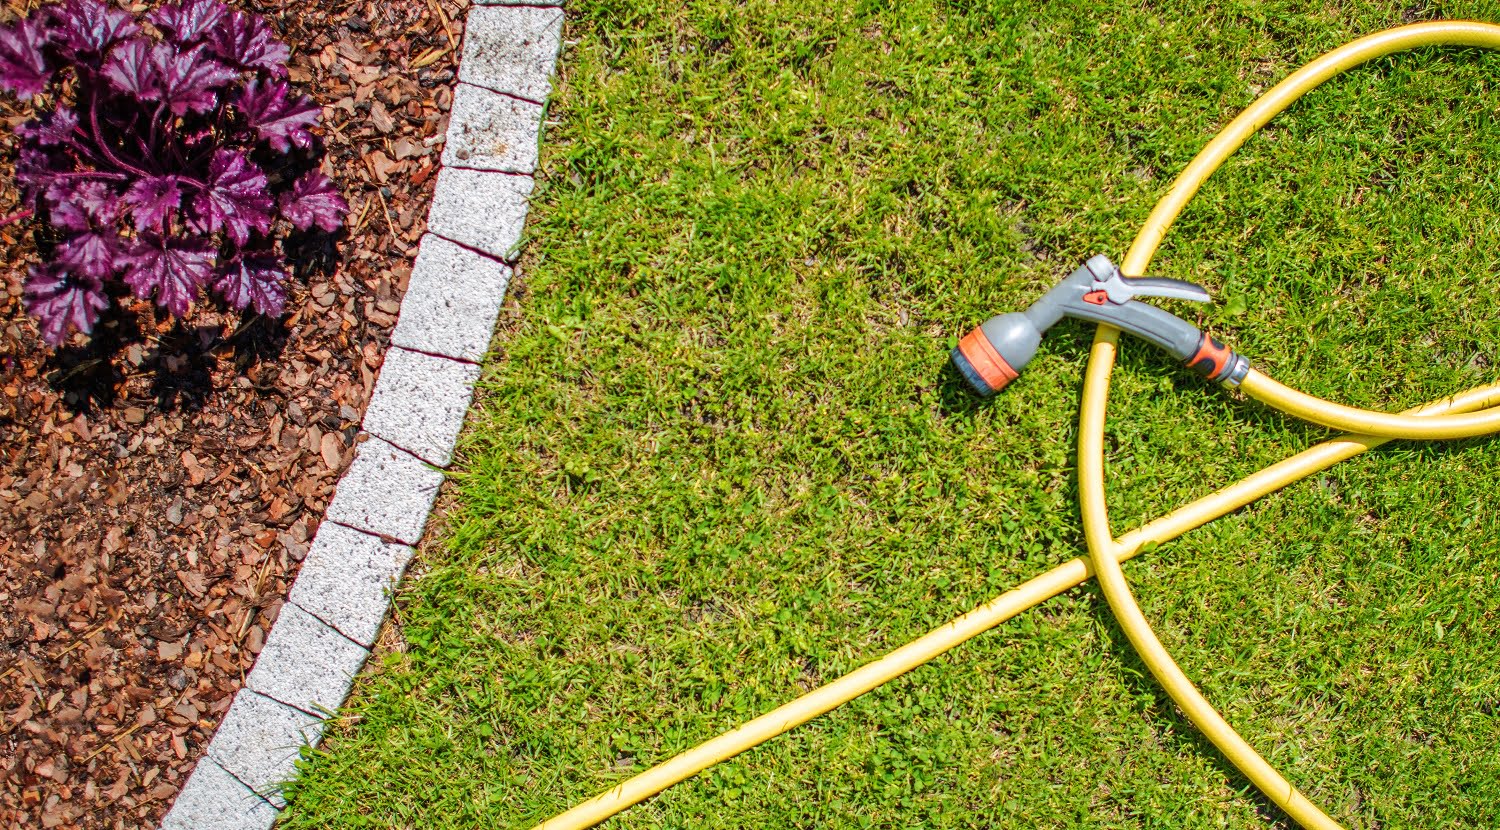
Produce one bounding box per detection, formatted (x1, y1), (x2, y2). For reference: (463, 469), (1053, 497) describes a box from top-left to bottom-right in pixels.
(281, 1), (1500, 827)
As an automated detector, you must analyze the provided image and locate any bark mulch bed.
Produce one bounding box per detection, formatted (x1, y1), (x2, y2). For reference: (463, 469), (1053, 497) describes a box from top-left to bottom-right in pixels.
(0, 1), (467, 826)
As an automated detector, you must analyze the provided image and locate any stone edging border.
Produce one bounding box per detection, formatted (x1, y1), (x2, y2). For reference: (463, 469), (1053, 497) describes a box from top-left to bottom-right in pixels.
(160, 4), (566, 827)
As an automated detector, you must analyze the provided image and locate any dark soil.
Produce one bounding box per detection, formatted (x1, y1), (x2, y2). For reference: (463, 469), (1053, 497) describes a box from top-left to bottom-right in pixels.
(0, 0), (466, 827)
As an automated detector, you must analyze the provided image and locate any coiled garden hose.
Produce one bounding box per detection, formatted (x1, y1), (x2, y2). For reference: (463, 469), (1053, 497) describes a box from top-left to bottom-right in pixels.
(1082, 19), (1500, 830)
(531, 21), (1500, 830)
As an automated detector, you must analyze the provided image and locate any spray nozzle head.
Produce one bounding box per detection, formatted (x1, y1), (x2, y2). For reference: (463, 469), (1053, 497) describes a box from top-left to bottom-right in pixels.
(953, 256), (1224, 397)
(951, 312), (1041, 396)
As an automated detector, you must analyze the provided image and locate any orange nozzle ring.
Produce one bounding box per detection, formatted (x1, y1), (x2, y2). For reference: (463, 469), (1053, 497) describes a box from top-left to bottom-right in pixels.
(957, 328), (1019, 393)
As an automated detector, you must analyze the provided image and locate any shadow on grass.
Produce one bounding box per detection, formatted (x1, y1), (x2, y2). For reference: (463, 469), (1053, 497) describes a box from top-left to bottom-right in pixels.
(1084, 581), (1306, 829)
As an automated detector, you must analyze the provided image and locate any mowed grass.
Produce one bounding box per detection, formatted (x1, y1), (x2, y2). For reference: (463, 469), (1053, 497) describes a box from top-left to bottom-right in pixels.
(282, 1), (1500, 827)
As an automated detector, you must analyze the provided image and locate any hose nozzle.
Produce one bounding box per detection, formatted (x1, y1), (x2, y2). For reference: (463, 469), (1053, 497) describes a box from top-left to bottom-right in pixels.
(953, 255), (1248, 396)
(951, 312), (1040, 396)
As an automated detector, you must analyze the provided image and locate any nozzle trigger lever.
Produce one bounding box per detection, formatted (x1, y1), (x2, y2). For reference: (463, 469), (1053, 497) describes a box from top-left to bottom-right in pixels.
(1092, 272), (1211, 305)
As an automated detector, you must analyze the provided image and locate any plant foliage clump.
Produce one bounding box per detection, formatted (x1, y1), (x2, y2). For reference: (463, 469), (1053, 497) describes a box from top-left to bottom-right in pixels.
(0, 0), (349, 345)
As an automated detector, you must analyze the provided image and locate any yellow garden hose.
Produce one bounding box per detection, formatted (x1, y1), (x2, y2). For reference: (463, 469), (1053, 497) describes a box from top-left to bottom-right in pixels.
(1083, 19), (1500, 830)
(1239, 370), (1500, 438)
(531, 21), (1500, 830)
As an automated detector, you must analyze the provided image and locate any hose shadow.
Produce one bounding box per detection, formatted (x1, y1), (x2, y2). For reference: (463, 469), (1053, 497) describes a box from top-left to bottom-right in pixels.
(1112, 342), (1500, 458)
(930, 356), (994, 418)
(1079, 578), (1319, 830)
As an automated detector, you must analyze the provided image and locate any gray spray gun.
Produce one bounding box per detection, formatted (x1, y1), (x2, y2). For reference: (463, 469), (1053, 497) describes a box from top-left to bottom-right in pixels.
(951, 255), (1250, 396)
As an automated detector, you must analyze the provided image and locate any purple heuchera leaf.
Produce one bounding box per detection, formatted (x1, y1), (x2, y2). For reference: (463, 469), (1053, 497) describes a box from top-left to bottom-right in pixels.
(16, 107), (80, 146)
(53, 0), (140, 56)
(210, 10), (288, 77)
(48, 180), (122, 230)
(147, 0), (229, 46)
(235, 79), (320, 152)
(279, 170), (347, 232)
(123, 234), (215, 316)
(24, 264), (109, 345)
(101, 36), (153, 97)
(124, 175), (184, 231)
(103, 39), (236, 113)
(151, 42), (238, 115)
(49, 182), (122, 278)
(73, 180), (123, 224)
(60, 230), (124, 279)
(214, 253), (286, 316)
(193, 148), (273, 246)
(49, 198), (93, 232)
(0, 17), (54, 100)
(14, 146), (72, 200)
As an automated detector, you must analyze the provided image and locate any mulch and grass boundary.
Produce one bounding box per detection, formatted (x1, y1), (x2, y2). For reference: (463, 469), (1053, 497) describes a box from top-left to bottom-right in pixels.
(0, 0), (467, 826)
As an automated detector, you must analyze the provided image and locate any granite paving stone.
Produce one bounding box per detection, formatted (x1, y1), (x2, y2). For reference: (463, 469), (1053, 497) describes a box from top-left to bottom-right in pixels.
(206, 691), (325, 809)
(442, 82), (544, 174)
(459, 5), (565, 103)
(244, 602), (370, 717)
(426, 166), (533, 261)
(322, 435), (445, 546)
(159, 759), (278, 830)
(390, 234), (513, 363)
(362, 346), (483, 467)
(287, 522), (416, 648)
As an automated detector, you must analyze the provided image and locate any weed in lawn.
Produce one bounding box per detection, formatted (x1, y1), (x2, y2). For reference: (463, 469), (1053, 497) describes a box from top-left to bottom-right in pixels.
(281, 1), (1499, 827)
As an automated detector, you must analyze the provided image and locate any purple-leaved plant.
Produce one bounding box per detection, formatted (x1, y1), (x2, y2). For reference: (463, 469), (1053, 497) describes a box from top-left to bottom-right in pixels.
(0, 0), (348, 345)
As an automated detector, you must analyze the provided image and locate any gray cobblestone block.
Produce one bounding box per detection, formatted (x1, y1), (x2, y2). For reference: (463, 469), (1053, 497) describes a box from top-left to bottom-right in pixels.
(459, 5), (564, 104)
(362, 346), (483, 467)
(391, 234), (513, 363)
(206, 691), (324, 809)
(159, 758), (278, 830)
(160, 3), (573, 825)
(288, 522), (415, 648)
(427, 166), (533, 262)
(323, 436), (444, 545)
(245, 602), (369, 717)
(442, 82), (544, 174)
